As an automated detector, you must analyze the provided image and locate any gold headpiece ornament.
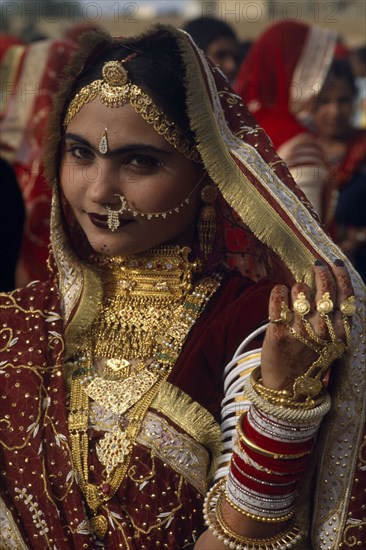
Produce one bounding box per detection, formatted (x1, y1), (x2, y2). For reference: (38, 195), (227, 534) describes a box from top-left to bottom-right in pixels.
(64, 57), (201, 163)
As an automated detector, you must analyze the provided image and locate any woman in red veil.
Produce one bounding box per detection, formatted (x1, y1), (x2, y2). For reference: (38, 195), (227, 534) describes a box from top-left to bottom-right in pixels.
(0, 25), (364, 549)
(0, 35), (77, 285)
(234, 20), (338, 216)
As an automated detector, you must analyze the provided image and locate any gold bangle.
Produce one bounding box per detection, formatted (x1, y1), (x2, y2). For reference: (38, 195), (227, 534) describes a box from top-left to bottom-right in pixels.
(251, 366), (325, 409)
(244, 379), (332, 424)
(214, 490), (303, 549)
(204, 479), (304, 549)
(251, 367), (291, 397)
(255, 384), (324, 409)
(237, 412), (311, 460)
(224, 491), (294, 523)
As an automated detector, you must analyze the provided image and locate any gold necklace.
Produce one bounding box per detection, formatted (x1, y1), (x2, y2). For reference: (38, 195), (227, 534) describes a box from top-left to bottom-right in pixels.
(68, 246), (221, 539)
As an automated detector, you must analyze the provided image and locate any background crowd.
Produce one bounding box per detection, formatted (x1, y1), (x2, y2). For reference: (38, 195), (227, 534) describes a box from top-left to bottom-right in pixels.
(0, 13), (365, 289)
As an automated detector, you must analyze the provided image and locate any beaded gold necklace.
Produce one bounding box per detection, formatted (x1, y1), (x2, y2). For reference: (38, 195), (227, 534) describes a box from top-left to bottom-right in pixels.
(67, 246), (221, 539)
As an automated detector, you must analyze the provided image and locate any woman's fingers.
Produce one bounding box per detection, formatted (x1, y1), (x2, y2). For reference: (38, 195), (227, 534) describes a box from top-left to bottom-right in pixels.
(263, 259), (354, 389)
(268, 284), (289, 326)
(332, 259), (354, 308)
(310, 260), (336, 339)
(332, 259), (355, 344)
(290, 282), (312, 333)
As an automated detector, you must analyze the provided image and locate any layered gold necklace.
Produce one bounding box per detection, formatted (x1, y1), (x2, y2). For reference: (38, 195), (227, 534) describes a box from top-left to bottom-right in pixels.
(67, 246), (221, 539)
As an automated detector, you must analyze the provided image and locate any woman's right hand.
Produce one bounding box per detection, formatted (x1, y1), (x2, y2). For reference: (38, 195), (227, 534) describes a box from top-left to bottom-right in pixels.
(260, 259), (353, 391)
(195, 260), (355, 550)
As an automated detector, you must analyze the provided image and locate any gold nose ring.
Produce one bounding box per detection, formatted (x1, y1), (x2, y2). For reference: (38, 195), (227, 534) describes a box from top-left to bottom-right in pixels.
(105, 194), (127, 231)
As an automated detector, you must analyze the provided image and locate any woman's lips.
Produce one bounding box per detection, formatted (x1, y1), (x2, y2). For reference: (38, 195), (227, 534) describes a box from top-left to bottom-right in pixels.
(88, 212), (130, 229)
(88, 213), (109, 229)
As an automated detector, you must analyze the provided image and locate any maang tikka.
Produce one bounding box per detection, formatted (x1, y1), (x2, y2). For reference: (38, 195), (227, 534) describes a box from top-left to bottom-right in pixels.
(99, 127), (108, 154)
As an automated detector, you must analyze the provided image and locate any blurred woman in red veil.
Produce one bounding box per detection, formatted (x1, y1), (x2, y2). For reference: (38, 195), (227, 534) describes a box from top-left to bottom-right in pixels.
(234, 20), (339, 216)
(0, 35), (78, 285)
(312, 57), (366, 281)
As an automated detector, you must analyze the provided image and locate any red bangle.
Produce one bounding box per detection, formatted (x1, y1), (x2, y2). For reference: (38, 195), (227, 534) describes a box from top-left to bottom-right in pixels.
(238, 439), (311, 474)
(230, 456), (297, 496)
(233, 451), (305, 484)
(242, 413), (315, 456)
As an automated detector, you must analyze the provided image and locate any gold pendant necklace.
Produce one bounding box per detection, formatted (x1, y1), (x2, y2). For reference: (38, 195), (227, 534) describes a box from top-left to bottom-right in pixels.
(68, 247), (221, 539)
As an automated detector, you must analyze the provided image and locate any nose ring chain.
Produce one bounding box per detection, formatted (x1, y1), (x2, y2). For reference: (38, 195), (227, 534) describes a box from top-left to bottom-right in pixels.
(104, 173), (207, 233)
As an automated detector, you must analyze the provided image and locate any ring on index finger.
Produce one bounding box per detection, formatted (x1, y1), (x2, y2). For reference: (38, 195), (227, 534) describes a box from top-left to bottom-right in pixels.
(280, 301), (293, 325)
(269, 301), (293, 325)
(269, 317), (283, 324)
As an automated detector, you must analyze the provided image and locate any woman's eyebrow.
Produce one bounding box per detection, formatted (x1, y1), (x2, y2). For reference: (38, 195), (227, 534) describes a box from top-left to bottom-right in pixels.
(63, 133), (172, 157)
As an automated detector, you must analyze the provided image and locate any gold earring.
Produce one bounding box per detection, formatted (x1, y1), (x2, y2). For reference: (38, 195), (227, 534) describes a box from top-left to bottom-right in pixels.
(198, 184), (218, 258)
(99, 127), (108, 154)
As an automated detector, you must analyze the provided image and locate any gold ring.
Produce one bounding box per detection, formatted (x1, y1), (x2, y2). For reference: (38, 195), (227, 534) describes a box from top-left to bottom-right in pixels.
(340, 295), (356, 316)
(293, 292), (311, 316)
(316, 292), (334, 315)
(269, 317), (283, 324)
(280, 301), (293, 325)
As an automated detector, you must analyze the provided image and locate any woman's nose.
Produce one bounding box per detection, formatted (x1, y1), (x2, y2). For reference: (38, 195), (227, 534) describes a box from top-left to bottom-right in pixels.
(85, 162), (118, 203)
(223, 57), (238, 81)
(328, 100), (341, 116)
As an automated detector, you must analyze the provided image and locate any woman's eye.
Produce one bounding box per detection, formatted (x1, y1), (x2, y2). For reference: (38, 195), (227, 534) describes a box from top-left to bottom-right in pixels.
(128, 155), (162, 168)
(66, 145), (93, 160)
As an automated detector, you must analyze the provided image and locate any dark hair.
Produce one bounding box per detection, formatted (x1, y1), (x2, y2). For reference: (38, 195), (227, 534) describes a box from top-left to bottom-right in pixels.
(324, 58), (357, 96)
(183, 17), (237, 52)
(355, 46), (366, 65)
(67, 28), (193, 141)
